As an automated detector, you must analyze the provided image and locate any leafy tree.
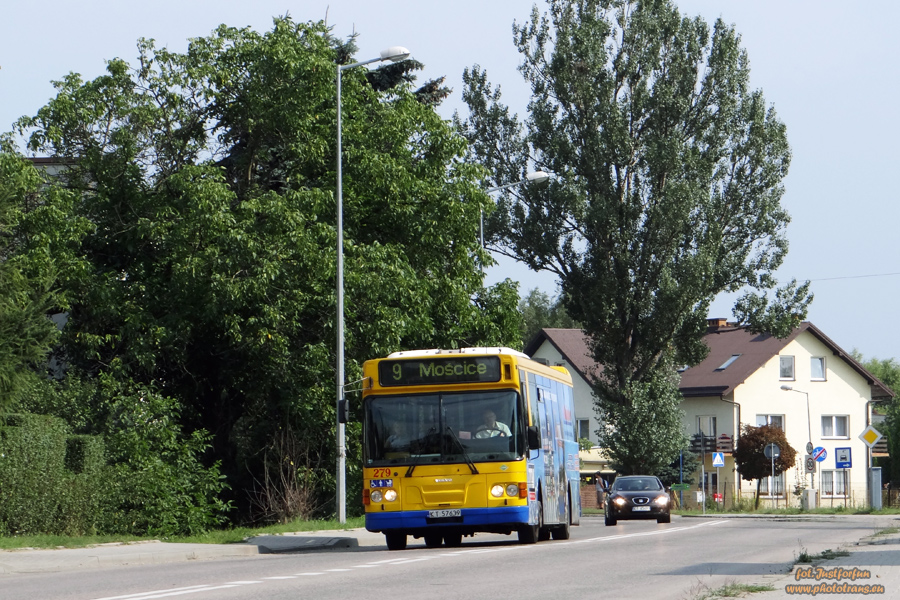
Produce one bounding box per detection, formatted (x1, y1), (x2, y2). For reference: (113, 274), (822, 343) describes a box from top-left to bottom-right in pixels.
(458, 0), (812, 472)
(596, 357), (686, 475)
(732, 424), (797, 508)
(657, 449), (700, 487)
(15, 17), (520, 522)
(0, 144), (88, 409)
(519, 287), (579, 345)
(853, 351), (900, 485)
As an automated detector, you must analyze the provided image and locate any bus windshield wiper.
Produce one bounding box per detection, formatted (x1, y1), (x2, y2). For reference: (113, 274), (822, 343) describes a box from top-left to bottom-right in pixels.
(405, 427), (435, 477)
(446, 426), (478, 475)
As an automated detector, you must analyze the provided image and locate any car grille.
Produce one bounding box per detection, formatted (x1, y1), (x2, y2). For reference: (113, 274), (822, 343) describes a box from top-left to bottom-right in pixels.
(632, 496), (650, 505)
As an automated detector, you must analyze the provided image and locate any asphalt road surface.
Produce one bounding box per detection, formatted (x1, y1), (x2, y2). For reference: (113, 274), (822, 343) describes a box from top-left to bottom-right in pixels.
(3, 515), (896, 600)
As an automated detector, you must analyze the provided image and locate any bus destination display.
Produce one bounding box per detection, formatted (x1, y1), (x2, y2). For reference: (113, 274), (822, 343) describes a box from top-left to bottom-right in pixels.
(379, 356), (501, 386)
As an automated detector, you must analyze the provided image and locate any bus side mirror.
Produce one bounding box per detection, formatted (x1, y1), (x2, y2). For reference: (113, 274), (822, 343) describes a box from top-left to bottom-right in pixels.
(337, 398), (350, 424)
(527, 425), (540, 450)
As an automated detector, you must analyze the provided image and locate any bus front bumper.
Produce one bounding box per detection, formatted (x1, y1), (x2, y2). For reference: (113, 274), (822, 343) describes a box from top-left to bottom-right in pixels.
(366, 505), (530, 533)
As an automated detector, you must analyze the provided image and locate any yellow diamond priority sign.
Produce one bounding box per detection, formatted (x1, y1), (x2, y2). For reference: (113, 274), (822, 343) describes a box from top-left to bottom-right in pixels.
(859, 425), (883, 449)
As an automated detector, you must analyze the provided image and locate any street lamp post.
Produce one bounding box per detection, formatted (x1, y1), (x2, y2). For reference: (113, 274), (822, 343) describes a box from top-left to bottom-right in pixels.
(336, 46), (410, 524)
(781, 385), (813, 491)
(480, 171), (550, 271)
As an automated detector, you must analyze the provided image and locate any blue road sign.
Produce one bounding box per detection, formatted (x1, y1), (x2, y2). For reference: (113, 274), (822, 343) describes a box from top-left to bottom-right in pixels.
(835, 447), (851, 469)
(813, 446), (827, 462)
(712, 452), (725, 467)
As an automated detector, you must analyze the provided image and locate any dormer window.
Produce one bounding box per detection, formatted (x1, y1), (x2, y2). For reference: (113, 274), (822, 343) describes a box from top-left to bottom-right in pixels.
(811, 357), (826, 381)
(716, 354), (741, 371)
(779, 356), (795, 380)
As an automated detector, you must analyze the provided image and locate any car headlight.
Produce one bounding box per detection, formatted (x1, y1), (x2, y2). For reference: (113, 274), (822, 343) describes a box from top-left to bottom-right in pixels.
(371, 490), (383, 503)
(653, 495), (669, 507)
(613, 496), (628, 507)
(491, 485), (505, 498)
(384, 489), (398, 502)
(506, 484), (519, 497)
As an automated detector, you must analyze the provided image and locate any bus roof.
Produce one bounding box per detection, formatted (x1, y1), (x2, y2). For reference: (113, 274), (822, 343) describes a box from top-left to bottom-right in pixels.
(386, 347), (530, 359)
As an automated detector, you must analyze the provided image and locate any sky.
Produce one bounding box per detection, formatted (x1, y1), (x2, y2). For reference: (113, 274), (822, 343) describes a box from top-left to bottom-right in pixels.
(2, 1), (899, 360)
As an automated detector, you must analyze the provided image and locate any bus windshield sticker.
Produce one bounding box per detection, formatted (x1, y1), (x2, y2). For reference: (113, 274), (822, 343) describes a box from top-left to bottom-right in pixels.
(379, 356), (502, 386)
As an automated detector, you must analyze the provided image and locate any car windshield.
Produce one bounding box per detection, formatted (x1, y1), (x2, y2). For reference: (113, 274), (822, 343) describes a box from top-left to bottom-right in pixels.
(364, 390), (524, 466)
(613, 477), (663, 492)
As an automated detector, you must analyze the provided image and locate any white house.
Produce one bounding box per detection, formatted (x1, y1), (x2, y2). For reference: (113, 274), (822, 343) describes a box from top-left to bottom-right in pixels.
(525, 320), (894, 507)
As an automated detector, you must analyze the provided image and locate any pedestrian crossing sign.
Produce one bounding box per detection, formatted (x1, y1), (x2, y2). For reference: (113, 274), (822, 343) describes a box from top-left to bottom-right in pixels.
(712, 452), (725, 467)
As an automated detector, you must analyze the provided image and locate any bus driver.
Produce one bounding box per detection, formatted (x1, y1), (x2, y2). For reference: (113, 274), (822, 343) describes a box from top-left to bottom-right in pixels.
(475, 410), (511, 438)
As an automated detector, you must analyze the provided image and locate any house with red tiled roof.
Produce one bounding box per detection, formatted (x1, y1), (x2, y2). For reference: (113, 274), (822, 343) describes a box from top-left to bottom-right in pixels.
(525, 320), (894, 508)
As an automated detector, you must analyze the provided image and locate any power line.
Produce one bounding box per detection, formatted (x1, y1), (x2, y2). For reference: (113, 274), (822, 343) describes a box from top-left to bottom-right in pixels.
(811, 272), (900, 282)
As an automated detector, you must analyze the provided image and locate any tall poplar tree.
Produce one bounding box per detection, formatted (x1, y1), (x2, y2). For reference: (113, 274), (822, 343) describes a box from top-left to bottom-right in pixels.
(458, 0), (812, 472)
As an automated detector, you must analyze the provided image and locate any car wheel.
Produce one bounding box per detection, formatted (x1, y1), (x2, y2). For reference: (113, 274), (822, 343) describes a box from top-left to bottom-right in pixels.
(657, 513), (671, 524)
(605, 513), (617, 526)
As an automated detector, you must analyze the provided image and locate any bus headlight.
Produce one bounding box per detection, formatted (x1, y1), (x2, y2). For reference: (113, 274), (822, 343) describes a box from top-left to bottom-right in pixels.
(371, 490), (384, 503)
(384, 489), (398, 502)
(506, 484), (519, 497)
(491, 485), (505, 498)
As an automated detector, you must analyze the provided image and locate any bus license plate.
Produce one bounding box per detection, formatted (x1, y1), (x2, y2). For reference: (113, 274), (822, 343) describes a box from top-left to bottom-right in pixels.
(633, 506), (651, 511)
(428, 509), (461, 518)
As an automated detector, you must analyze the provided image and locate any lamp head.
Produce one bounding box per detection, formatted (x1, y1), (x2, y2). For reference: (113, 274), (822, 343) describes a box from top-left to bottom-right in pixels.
(380, 46), (411, 62)
(526, 170), (550, 184)
(780, 385), (792, 391)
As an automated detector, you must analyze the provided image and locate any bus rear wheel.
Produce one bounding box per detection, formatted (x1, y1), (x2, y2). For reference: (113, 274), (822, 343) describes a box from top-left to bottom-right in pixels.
(424, 533), (443, 548)
(443, 532), (463, 547)
(385, 532), (407, 551)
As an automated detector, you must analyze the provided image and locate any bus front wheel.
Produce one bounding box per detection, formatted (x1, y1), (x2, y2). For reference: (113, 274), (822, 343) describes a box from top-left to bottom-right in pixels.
(518, 501), (542, 544)
(385, 532), (407, 551)
(551, 493), (571, 540)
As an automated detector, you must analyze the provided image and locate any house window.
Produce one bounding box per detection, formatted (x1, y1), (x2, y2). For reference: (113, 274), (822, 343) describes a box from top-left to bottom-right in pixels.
(820, 470), (848, 497)
(822, 415), (849, 438)
(759, 473), (785, 497)
(756, 414), (784, 430)
(779, 356), (795, 380)
(811, 357), (826, 381)
(577, 419), (591, 441)
(697, 416), (716, 437)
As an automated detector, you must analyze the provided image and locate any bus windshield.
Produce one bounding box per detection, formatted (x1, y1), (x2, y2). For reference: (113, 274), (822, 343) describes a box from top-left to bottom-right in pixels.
(365, 390), (524, 466)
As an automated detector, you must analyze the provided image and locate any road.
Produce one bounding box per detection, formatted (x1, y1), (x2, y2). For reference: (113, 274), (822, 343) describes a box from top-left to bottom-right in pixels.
(2, 515), (895, 600)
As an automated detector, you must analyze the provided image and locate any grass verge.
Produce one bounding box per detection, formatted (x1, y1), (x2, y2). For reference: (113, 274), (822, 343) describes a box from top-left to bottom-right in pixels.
(0, 517), (367, 550)
(691, 581), (775, 599)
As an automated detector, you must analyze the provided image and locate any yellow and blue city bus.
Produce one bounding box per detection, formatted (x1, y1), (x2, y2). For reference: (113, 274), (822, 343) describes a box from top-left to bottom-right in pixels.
(361, 347), (581, 550)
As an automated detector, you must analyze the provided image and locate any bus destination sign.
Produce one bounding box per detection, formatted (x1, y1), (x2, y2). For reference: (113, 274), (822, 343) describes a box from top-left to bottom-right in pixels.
(379, 356), (502, 387)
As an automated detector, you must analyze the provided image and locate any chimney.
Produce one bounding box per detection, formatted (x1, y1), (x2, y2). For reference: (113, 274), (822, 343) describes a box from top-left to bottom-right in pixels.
(707, 318), (729, 331)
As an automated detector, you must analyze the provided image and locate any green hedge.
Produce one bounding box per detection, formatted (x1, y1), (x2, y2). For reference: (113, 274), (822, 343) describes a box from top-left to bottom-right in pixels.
(0, 413), (108, 535)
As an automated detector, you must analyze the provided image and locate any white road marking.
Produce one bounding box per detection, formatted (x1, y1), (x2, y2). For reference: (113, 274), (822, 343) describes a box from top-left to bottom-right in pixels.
(93, 520), (729, 600)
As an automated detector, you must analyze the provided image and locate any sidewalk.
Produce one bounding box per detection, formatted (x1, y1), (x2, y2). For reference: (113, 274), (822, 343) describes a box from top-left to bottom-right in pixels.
(678, 514), (900, 598)
(0, 529), (387, 575)
(751, 530), (900, 599)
